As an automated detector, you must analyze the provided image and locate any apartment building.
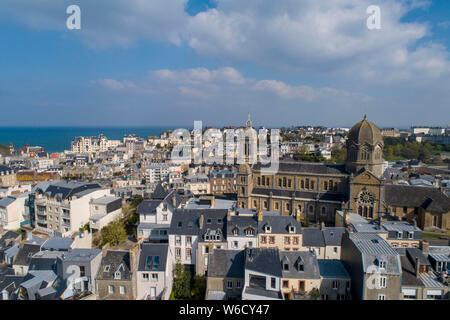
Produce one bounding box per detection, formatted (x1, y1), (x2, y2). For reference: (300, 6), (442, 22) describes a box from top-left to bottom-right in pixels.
(71, 134), (120, 153)
(210, 169), (237, 195)
(0, 193), (29, 230)
(34, 181), (111, 236)
(341, 232), (402, 300)
(136, 243), (173, 300)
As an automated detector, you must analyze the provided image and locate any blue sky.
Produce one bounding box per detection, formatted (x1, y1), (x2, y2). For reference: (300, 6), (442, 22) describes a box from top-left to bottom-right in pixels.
(0, 0), (450, 128)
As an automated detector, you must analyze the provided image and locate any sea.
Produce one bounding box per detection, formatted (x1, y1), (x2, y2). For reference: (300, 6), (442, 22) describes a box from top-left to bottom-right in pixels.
(0, 127), (175, 153)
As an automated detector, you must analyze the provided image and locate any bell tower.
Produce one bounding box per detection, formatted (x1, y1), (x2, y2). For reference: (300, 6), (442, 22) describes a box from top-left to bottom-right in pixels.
(345, 115), (384, 178)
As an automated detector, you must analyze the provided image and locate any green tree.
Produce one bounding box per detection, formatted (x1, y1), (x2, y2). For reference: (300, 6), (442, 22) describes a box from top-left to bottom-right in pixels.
(173, 263), (191, 299)
(191, 275), (206, 300)
(101, 221), (127, 246)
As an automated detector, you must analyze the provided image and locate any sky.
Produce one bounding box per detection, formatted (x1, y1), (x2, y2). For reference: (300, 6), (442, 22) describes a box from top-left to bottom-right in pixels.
(0, 0), (450, 128)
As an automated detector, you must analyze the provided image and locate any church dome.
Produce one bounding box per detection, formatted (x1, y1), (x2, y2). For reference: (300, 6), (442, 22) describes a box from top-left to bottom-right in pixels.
(347, 115), (383, 147)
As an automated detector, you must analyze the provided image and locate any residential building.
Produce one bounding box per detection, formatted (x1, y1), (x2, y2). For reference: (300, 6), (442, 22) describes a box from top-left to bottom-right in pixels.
(136, 243), (173, 300)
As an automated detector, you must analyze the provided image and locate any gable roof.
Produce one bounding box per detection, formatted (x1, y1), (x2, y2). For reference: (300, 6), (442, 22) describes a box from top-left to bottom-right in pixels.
(245, 248), (281, 277)
(138, 243), (168, 272)
(151, 182), (168, 200)
(257, 215), (302, 235)
(318, 259), (350, 279)
(385, 184), (450, 214)
(281, 251), (320, 279)
(302, 228), (325, 247)
(13, 243), (41, 266)
(136, 200), (163, 215)
(97, 250), (132, 281)
(207, 249), (245, 278)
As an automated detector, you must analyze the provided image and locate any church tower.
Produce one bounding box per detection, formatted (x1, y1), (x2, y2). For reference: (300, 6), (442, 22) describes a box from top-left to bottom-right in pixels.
(345, 115), (384, 178)
(237, 163), (253, 209)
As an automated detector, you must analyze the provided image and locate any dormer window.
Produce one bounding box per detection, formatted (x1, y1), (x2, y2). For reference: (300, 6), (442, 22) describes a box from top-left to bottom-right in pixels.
(408, 232), (413, 239)
(289, 226), (296, 233)
(265, 226), (272, 233)
(379, 260), (387, 270)
(114, 271), (121, 279)
(245, 228), (255, 236)
(104, 265), (110, 272)
(283, 263), (289, 271)
(397, 232), (402, 239)
(232, 227), (239, 236)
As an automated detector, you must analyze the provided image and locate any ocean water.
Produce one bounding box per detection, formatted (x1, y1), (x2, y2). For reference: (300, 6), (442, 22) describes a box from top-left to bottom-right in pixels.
(0, 127), (174, 153)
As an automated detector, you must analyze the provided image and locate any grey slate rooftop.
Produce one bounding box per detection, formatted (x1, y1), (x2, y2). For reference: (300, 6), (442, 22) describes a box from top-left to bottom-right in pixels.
(245, 248), (281, 277)
(207, 249), (245, 278)
(281, 251), (320, 279)
(318, 259), (350, 279)
(138, 243), (168, 272)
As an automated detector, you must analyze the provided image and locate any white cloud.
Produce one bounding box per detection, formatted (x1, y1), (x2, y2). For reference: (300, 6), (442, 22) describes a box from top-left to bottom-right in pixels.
(183, 0), (450, 83)
(0, 0), (188, 48)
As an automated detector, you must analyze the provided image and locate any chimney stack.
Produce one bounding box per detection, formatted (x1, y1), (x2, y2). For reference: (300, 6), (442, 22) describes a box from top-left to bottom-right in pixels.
(257, 209), (263, 222)
(320, 221), (326, 230)
(420, 240), (429, 254)
(172, 192), (177, 207)
(415, 257), (420, 278)
(199, 214), (204, 229)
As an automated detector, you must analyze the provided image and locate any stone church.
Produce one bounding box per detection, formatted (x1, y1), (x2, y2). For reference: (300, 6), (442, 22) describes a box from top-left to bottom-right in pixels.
(237, 116), (450, 232)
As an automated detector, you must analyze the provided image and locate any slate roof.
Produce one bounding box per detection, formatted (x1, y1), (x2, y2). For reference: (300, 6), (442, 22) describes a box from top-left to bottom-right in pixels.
(41, 237), (73, 251)
(318, 259), (350, 279)
(281, 251), (320, 279)
(227, 215), (258, 237)
(151, 183), (168, 200)
(97, 250), (132, 281)
(302, 228), (325, 247)
(199, 209), (228, 240)
(322, 227), (346, 246)
(385, 184), (450, 214)
(28, 251), (62, 272)
(0, 197), (16, 208)
(349, 233), (401, 275)
(243, 286), (283, 299)
(13, 243), (41, 266)
(137, 200), (162, 215)
(36, 181), (102, 200)
(138, 243), (168, 272)
(245, 248), (282, 277)
(169, 210), (201, 235)
(399, 255), (423, 287)
(207, 249), (245, 278)
(251, 188), (346, 202)
(0, 231), (21, 248)
(252, 161), (348, 176)
(257, 215), (302, 235)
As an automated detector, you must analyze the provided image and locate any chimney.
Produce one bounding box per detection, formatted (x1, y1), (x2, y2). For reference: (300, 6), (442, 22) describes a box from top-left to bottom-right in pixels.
(415, 257), (420, 278)
(172, 192), (177, 207)
(257, 209), (263, 222)
(199, 214), (204, 229)
(420, 240), (429, 254)
(320, 221), (326, 230)
(227, 211), (232, 221)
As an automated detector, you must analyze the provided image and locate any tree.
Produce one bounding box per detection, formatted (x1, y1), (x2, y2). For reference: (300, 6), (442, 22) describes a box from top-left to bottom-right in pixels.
(173, 263), (191, 299)
(101, 221), (127, 246)
(191, 275), (206, 300)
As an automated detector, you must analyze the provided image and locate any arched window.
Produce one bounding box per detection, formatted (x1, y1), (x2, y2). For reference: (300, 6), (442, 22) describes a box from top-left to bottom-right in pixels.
(283, 177), (287, 187)
(286, 203), (290, 212)
(297, 204), (302, 212)
(321, 207), (326, 216)
(369, 207), (374, 218)
(278, 179), (282, 187)
(301, 180), (305, 189)
(329, 180), (333, 190)
(324, 181), (328, 191)
(257, 177), (261, 185)
(358, 206), (362, 215)
(262, 176), (265, 185)
(364, 207), (368, 217)
(309, 205), (314, 214)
